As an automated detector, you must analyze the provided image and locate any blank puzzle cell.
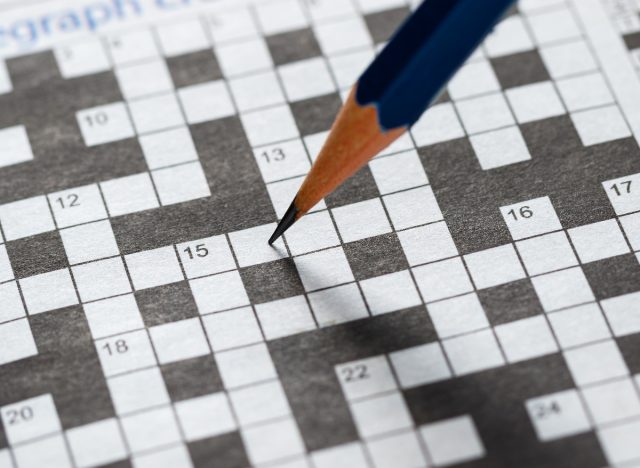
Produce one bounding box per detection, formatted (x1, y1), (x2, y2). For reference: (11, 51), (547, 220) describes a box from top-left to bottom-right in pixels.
(0, 125), (34, 168)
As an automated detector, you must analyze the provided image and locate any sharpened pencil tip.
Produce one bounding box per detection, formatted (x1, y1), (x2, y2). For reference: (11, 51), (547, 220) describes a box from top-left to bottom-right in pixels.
(268, 201), (299, 245)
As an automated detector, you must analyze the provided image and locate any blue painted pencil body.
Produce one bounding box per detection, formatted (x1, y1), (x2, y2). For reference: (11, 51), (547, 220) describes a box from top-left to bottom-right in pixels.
(357, 0), (517, 130)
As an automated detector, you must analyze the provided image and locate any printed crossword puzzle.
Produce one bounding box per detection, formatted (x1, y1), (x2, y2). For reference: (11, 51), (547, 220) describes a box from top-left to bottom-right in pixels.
(1, 0), (640, 466)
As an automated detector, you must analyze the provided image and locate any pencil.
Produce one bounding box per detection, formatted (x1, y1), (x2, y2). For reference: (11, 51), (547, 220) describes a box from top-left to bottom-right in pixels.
(269, 0), (517, 245)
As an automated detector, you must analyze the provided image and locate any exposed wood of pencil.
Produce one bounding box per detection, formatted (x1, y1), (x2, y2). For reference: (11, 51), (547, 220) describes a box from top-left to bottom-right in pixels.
(294, 86), (406, 217)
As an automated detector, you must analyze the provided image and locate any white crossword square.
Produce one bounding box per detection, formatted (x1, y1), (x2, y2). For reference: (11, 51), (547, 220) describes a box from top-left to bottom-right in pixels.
(540, 40), (597, 79)
(383, 185), (443, 230)
(526, 389), (591, 441)
(598, 420), (640, 465)
(442, 329), (505, 376)
(470, 126), (531, 170)
(241, 105), (299, 147)
(1, 394), (61, 445)
(389, 342), (452, 388)
(106, 29), (160, 65)
(175, 393), (236, 441)
(527, 7), (581, 45)
(60, 220), (120, 265)
(20, 269), (78, 315)
(501, 196), (563, 240)
(253, 139), (311, 184)
(0, 125), (34, 168)
(506, 81), (565, 124)
(413, 257), (473, 303)
(464, 244), (526, 289)
(190, 271), (250, 314)
(367, 430), (427, 468)
(427, 293), (489, 339)
(532, 267), (595, 312)
(267, 176), (326, 217)
(139, 127), (198, 170)
(242, 417), (305, 465)
(12, 434), (72, 468)
(150, 318), (210, 364)
(369, 150), (428, 195)
(278, 57), (336, 102)
(100, 173), (159, 217)
(54, 38), (110, 78)
(125, 246), (183, 290)
(230, 380), (291, 426)
(178, 80), (236, 125)
(216, 38), (273, 76)
(484, 15), (534, 57)
(332, 198), (391, 243)
(398, 220), (458, 268)
(0, 195), (55, 241)
(329, 49), (374, 89)
(294, 247), (355, 291)
(48, 184), (108, 228)
(360, 270), (422, 316)
(230, 70), (285, 112)
(516, 232), (578, 276)
(95, 330), (156, 377)
(0, 60), (9, 95)
(557, 72), (613, 112)
(456, 93), (515, 135)
(129, 93), (185, 134)
(582, 378), (640, 426)
(255, 295), (316, 340)
(312, 443), (368, 468)
(228, 223), (287, 267)
(207, 9), (259, 44)
(66, 419), (127, 468)
(0, 281), (26, 323)
(151, 162), (211, 206)
(133, 444), (191, 468)
(107, 367), (169, 415)
(336, 356), (397, 401)
(314, 17), (372, 55)
(495, 315), (558, 363)
(0, 245), (12, 283)
(308, 283), (368, 326)
(215, 342), (276, 389)
(0, 318), (37, 366)
(77, 102), (135, 147)
(548, 303), (611, 348)
(84, 294), (144, 339)
(177, 235), (236, 279)
(411, 102), (465, 147)
(351, 393), (413, 438)
(563, 340), (628, 386)
(284, 211), (340, 256)
(120, 406), (181, 453)
(202, 306), (263, 352)
(116, 60), (173, 100)
(601, 292), (640, 337)
(255, 0), (308, 34)
(571, 106), (631, 147)
(620, 213), (640, 251)
(568, 219), (629, 263)
(603, 173), (640, 216)
(156, 18), (209, 56)
(72, 257), (131, 302)
(448, 60), (500, 100)
(420, 416), (485, 466)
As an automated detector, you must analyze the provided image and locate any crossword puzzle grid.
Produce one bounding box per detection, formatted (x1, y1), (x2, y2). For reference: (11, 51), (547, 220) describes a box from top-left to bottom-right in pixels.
(1, 0), (640, 467)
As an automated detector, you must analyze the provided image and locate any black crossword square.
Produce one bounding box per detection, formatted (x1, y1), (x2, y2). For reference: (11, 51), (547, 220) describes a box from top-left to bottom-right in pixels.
(624, 32), (640, 51)
(582, 253), (640, 300)
(6, 231), (67, 278)
(135, 281), (199, 327)
(240, 258), (304, 304)
(364, 7), (411, 44)
(343, 233), (408, 281)
(325, 166), (381, 208)
(161, 355), (224, 402)
(290, 92), (342, 136)
(478, 278), (544, 326)
(188, 432), (249, 468)
(167, 49), (223, 88)
(266, 28), (322, 66)
(491, 49), (550, 90)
